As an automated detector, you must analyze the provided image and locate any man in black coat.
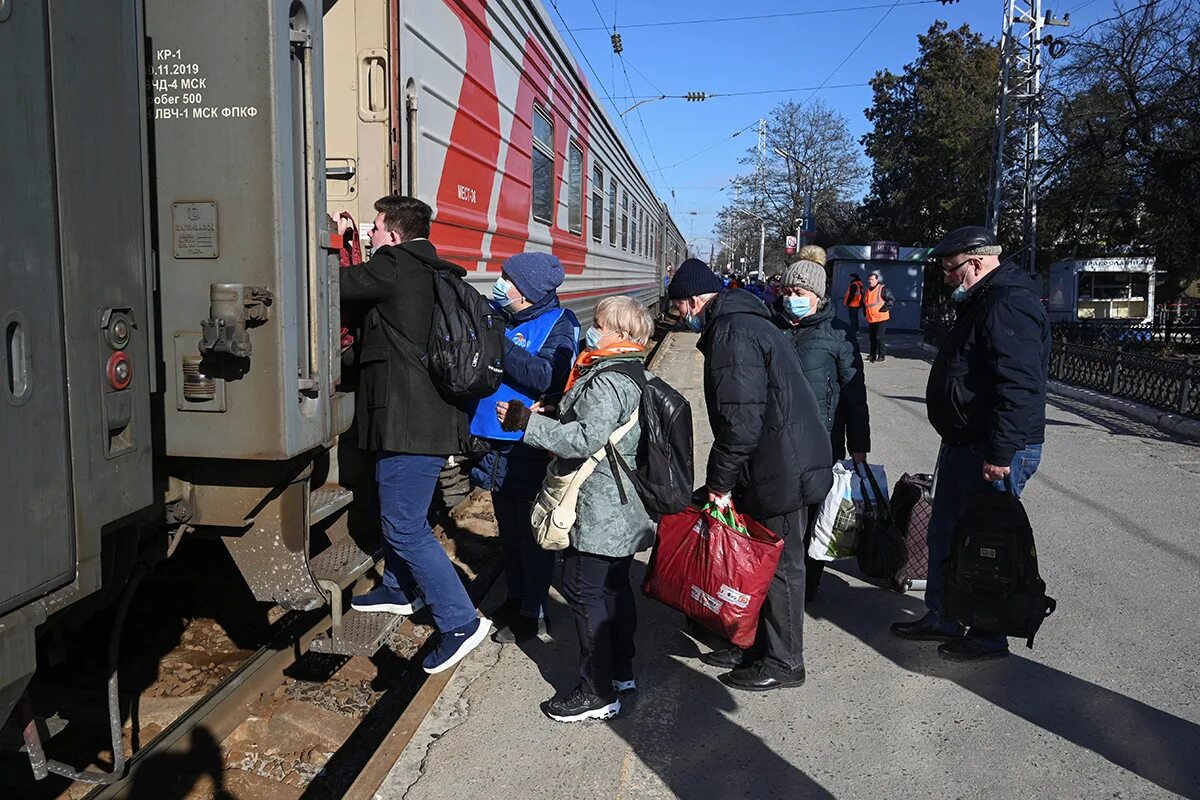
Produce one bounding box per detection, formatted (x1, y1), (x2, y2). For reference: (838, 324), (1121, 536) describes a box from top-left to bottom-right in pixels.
(340, 196), (489, 675)
(891, 226), (1049, 662)
(669, 258), (833, 691)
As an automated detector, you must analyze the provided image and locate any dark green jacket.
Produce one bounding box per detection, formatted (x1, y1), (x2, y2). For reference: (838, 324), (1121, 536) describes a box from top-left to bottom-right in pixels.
(775, 300), (871, 460)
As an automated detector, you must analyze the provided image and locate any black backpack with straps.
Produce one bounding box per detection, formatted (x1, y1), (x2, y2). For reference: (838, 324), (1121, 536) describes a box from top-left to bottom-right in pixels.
(403, 244), (506, 400)
(604, 361), (694, 518)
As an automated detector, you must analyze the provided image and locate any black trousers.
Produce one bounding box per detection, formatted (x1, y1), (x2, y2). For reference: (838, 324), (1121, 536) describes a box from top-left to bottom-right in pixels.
(560, 550), (637, 701)
(752, 507), (809, 674)
(868, 321), (887, 360)
(847, 305), (861, 336)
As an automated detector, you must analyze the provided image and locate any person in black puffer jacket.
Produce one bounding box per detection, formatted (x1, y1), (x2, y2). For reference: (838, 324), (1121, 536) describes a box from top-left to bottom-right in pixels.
(668, 258), (833, 693)
(891, 225), (1049, 664)
(774, 252), (872, 602)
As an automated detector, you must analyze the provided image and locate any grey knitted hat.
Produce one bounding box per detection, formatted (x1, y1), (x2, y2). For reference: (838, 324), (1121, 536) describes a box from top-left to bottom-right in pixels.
(781, 259), (827, 297)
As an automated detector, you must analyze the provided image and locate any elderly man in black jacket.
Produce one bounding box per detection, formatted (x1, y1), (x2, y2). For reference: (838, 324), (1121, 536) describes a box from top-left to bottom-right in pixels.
(341, 196), (490, 675)
(891, 226), (1049, 662)
(669, 258), (833, 691)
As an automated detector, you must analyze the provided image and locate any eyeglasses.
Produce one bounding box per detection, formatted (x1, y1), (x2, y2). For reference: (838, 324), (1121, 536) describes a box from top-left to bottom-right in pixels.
(942, 256), (978, 274)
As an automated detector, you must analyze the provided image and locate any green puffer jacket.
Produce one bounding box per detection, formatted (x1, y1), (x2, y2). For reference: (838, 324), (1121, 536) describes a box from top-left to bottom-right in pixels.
(775, 300), (871, 460)
(522, 356), (655, 558)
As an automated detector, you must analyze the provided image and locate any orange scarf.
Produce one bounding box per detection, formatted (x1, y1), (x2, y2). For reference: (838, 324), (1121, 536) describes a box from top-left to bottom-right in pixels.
(564, 342), (645, 391)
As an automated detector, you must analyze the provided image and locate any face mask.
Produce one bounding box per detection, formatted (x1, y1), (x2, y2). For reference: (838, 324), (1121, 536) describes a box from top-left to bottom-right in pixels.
(492, 277), (514, 308)
(783, 295), (813, 319)
(584, 326), (604, 350)
(684, 314), (704, 333)
(951, 284), (969, 303)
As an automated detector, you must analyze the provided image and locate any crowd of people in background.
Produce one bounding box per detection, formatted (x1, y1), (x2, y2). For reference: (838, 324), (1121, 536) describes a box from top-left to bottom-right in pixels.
(336, 195), (1051, 721)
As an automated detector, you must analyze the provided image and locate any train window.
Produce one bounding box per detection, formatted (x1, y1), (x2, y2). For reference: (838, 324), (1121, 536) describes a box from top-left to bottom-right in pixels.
(609, 178), (618, 246)
(592, 164), (604, 242)
(532, 106), (554, 224)
(567, 141), (583, 234)
(630, 200), (638, 256)
(621, 190), (629, 250)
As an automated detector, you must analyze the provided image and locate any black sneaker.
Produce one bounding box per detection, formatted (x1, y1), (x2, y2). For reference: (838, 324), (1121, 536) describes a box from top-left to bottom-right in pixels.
(543, 686), (620, 723)
(491, 615), (547, 644)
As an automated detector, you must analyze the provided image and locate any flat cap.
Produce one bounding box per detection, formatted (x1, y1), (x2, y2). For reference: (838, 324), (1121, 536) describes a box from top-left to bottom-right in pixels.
(930, 226), (1002, 258)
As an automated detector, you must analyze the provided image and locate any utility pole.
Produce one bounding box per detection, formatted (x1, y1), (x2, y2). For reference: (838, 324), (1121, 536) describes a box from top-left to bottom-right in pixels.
(986, 0), (1069, 274)
(774, 147), (816, 244)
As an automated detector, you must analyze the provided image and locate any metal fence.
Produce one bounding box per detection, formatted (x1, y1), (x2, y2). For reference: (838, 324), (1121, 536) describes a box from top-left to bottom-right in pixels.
(921, 319), (1200, 420)
(1051, 322), (1200, 354)
(1050, 343), (1200, 419)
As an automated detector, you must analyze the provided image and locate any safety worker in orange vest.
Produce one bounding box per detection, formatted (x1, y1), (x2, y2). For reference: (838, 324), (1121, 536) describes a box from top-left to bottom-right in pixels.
(843, 272), (865, 336)
(864, 271), (896, 363)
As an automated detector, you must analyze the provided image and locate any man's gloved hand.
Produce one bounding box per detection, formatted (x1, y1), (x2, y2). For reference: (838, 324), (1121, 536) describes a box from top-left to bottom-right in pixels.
(496, 400), (532, 432)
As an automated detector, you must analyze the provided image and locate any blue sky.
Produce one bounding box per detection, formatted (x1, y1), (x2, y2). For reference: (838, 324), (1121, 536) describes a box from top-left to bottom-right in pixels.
(549, 0), (1111, 253)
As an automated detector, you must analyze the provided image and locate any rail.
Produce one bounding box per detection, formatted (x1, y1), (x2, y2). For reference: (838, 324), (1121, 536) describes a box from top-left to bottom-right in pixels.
(1049, 343), (1200, 420)
(1051, 321), (1200, 354)
(923, 320), (1200, 421)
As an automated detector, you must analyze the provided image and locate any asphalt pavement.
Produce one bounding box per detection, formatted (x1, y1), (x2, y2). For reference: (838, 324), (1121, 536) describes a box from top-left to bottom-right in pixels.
(378, 331), (1200, 800)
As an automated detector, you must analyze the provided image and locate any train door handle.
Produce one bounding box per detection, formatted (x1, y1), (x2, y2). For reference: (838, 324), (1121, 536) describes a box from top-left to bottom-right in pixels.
(358, 50), (388, 122)
(3, 312), (31, 406)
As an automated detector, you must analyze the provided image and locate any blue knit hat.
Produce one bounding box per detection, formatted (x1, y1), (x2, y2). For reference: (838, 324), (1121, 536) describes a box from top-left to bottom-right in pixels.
(667, 258), (724, 300)
(503, 251), (564, 303)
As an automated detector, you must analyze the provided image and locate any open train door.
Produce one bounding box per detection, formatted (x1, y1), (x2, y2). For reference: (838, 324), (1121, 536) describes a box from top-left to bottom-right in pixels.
(323, 0), (397, 239)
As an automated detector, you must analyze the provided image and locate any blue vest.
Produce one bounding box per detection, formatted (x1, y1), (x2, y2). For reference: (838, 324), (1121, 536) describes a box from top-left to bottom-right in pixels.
(469, 308), (569, 441)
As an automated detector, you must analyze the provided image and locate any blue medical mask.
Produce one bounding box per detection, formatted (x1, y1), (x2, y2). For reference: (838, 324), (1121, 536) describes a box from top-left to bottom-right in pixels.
(492, 277), (514, 308)
(783, 295), (813, 319)
(584, 326), (604, 350)
(684, 313), (704, 333)
(951, 284), (969, 303)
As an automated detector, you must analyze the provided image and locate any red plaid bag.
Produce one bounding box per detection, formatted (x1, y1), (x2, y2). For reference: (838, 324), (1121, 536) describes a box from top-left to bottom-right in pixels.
(642, 503), (783, 648)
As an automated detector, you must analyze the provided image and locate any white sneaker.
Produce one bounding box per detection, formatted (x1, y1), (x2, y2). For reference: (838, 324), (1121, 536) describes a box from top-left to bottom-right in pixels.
(612, 678), (637, 694)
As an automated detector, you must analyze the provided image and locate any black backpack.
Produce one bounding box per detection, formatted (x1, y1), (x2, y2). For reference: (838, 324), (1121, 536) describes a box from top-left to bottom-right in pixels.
(605, 362), (694, 517)
(945, 491), (1057, 648)
(425, 268), (506, 400)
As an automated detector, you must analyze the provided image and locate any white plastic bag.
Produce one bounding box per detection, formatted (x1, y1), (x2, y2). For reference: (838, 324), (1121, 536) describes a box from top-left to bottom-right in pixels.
(809, 462), (855, 561)
(808, 460), (889, 561)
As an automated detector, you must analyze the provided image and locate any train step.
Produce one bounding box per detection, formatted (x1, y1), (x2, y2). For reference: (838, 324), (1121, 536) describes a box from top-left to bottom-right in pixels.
(309, 608), (405, 657)
(309, 486), (354, 526)
(310, 537), (379, 592)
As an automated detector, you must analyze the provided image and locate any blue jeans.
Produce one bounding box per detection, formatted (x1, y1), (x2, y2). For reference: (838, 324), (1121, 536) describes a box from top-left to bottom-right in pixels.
(493, 492), (555, 619)
(925, 442), (1043, 649)
(377, 453), (477, 633)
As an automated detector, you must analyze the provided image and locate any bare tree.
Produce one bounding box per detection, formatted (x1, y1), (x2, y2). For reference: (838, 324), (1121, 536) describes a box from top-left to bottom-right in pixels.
(714, 99), (867, 273)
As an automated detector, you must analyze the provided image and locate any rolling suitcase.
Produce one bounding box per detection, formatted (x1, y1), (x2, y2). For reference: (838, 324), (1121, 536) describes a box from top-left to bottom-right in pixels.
(890, 473), (933, 592)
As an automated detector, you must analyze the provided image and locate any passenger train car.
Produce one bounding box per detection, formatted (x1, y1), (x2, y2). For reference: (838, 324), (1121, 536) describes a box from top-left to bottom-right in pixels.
(0, 0), (681, 781)
(326, 0), (683, 323)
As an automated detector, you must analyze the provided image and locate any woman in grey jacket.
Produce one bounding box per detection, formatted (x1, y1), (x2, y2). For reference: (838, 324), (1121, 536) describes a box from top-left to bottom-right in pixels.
(497, 296), (655, 723)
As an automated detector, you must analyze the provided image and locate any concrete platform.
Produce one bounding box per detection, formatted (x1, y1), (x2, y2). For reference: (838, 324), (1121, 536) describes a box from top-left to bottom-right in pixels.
(377, 332), (1200, 800)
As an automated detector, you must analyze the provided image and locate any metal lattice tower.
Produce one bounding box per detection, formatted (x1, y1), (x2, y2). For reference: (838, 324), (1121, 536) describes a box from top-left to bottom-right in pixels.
(985, 0), (1069, 274)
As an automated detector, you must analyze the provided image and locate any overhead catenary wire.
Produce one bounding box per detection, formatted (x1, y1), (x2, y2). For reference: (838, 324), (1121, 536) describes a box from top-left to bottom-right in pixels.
(573, 0), (940, 31)
(651, 0), (904, 174)
(547, 1), (671, 200)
